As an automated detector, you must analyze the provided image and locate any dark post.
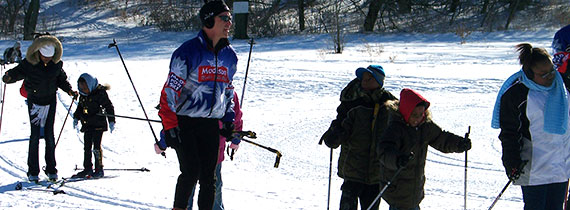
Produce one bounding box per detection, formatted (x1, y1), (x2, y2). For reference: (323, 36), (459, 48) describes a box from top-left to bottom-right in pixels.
(233, 1), (249, 39)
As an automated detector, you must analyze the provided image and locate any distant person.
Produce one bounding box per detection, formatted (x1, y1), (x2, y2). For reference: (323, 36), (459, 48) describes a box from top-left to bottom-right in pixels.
(157, 1), (238, 209)
(2, 34), (78, 182)
(187, 91), (243, 210)
(71, 73), (115, 179)
(552, 24), (570, 81)
(552, 24), (570, 54)
(492, 43), (570, 210)
(3, 41), (22, 64)
(377, 88), (471, 210)
(321, 65), (397, 210)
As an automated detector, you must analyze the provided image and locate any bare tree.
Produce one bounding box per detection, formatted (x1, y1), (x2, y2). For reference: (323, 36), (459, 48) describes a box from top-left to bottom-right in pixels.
(3, 0), (28, 33)
(23, 0), (39, 40)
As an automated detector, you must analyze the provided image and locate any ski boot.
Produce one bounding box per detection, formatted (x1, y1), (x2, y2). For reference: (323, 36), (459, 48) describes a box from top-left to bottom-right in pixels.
(93, 168), (104, 178)
(28, 175), (39, 183)
(47, 173), (58, 182)
(72, 168), (93, 178)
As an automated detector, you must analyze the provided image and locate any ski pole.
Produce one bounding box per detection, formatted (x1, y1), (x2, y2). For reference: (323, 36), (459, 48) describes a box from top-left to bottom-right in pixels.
(327, 148), (332, 210)
(96, 113), (161, 123)
(233, 131), (282, 168)
(74, 165), (150, 172)
(367, 165), (406, 210)
(55, 95), (76, 148)
(0, 64), (5, 135)
(240, 38), (255, 107)
(108, 39), (164, 157)
(464, 125), (471, 210)
(488, 179), (512, 210)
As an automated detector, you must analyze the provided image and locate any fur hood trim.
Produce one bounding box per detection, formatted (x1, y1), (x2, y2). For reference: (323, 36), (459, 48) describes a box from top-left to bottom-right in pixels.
(26, 35), (63, 65)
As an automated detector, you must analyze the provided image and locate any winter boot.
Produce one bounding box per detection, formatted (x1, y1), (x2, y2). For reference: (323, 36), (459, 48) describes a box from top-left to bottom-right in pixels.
(72, 168), (93, 178)
(93, 168), (104, 178)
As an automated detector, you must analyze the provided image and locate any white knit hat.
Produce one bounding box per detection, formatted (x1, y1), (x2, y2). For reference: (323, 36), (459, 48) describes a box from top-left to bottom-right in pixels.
(39, 44), (55, 57)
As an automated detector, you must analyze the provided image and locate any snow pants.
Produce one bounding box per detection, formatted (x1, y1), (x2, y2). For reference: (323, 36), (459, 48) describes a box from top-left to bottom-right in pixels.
(27, 98), (57, 176)
(521, 181), (567, 210)
(173, 117), (219, 209)
(83, 131), (103, 170)
(188, 162), (224, 210)
(339, 180), (380, 210)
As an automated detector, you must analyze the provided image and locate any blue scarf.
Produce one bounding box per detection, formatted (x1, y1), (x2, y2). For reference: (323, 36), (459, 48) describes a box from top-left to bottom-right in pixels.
(491, 69), (569, 134)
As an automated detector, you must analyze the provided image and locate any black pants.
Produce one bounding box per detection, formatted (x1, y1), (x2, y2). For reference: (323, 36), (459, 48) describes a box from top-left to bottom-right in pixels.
(27, 99), (57, 176)
(173, 116), (219, 209)
(83, 131), (103, 170)
(340, 180), (380, 210)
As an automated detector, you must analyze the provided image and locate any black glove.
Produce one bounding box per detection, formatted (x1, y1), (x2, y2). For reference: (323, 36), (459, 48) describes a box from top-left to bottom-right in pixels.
(457, 138), (472, 151)
(396, 152), (414, 168)
(504, 159), (527, 181)
(164, 127), (181, 148)
(220, 122), (234, 139)
(2, 74), (11, 83)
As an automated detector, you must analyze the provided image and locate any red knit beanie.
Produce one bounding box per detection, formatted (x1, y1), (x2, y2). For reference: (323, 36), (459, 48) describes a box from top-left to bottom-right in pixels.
(399, 88), (430, 124)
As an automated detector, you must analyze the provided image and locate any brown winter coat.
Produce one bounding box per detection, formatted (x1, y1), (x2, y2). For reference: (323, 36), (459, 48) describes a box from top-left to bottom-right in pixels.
(377, 107), (466, 208)
(323, 79), (398, 184)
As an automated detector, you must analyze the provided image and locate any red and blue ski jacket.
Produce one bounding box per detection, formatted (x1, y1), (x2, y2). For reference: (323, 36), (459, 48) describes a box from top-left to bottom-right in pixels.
(159, 30), (237, 130)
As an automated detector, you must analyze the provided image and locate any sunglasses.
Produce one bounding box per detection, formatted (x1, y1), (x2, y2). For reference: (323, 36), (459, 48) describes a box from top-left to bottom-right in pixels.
(540, 67), (556, 79)
(218, 15), (232, 22)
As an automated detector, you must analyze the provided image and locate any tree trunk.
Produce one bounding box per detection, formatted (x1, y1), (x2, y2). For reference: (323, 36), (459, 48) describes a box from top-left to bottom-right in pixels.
(6, 0), (27, 33)
(364, 0), (382, 32)
(449, 0), (460, 25)
(298, 0), (305, 31)
(24, 0), (40, 40)
(504, 0), (520, 30)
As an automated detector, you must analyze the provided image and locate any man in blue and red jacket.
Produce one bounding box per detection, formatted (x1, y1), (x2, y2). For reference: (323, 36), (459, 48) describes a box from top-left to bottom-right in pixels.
(158, 1), (237, 209)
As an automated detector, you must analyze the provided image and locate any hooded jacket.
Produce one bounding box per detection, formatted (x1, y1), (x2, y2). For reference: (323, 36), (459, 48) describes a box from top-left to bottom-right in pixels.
(159, 30), (237, 130)
(73, 73), (115, 132)
(3, 35), (71, 105)
(377, 89), (466, 208)
(323, 78), (397, 184)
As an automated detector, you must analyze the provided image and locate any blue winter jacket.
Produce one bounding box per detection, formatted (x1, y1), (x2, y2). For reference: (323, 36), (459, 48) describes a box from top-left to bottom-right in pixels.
(159, 30), (237, 130)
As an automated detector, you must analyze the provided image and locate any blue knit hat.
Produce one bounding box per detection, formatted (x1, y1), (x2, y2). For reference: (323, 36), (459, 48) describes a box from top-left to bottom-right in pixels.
(355, 65), (385, 87)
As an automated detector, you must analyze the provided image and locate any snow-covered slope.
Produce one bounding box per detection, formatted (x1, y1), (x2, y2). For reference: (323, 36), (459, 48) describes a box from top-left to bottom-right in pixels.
(0, 1), (563, 209)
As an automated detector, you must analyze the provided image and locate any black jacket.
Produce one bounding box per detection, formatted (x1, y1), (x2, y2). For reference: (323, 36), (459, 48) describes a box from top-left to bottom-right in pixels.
(4, 59), (72, 105)
(73, 85), (115, 132)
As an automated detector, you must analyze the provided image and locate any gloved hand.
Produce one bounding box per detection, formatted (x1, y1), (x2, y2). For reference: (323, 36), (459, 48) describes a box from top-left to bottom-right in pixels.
(68, 90), (79, 99)
(220, 122), (234, 139)
(155, 129), (168, 154)
(505, 159), (527, 181)
(396, 152), (414, 169)
(109, 122), (115, 133)
(457, 138), (472, 151)
(164, 127), (181, 148)
(229, 135), (241, 151)
(2, 74), (11, 83)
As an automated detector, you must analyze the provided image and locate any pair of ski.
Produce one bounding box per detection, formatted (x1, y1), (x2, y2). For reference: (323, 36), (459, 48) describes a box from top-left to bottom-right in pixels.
(15, 179), (66, 195)
(14, 176), (109, 195)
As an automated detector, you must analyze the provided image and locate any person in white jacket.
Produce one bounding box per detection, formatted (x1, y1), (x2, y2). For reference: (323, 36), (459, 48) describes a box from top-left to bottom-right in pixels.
(492, 43), (570, 210)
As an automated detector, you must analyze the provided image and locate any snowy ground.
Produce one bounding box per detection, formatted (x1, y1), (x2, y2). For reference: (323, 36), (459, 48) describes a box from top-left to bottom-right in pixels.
(0, 1), (565, 209)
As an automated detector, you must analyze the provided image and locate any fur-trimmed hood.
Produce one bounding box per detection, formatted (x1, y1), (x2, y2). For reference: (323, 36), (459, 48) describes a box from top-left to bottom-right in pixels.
(26, 35), (63, 65)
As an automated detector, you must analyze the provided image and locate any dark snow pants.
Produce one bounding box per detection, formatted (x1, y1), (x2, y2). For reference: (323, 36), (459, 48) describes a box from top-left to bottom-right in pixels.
(27, 98), (57, 176)
(83, 131), (103, 170)
(339, 180), (380, 210)
(173, 116), (219, 209)
(521, 181), (567, 210)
